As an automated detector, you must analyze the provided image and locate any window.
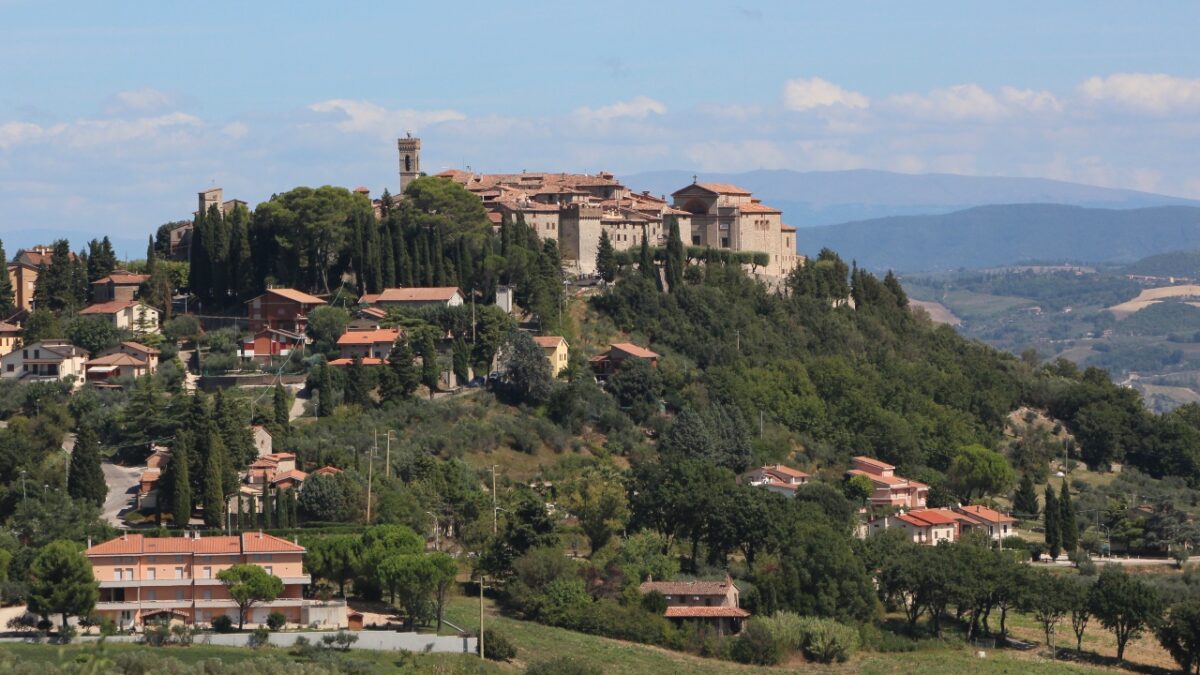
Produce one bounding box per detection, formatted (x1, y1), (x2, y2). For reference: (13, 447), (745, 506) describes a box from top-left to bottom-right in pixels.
(264, 566), (273, 576)
(175, 567), (183, 579)
(204, 590), (212, 600)
(147, 590), (156, 601)
(203, 566), (211, 579)
(691, 235), (700, 245)
(147, 568), (156, 580)
(720, 237), (730, 248)
(114, 568), (123, 581)
(127, 567), (135, 580)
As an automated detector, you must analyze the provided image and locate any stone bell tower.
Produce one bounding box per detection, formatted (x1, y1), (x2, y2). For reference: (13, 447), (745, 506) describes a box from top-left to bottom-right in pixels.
(397, 133), (421, 194)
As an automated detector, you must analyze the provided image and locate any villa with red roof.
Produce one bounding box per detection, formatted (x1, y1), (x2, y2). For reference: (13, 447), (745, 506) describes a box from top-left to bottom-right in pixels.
(79, 300), (160, 333)
(589, 342), (659, 377)
(91, 271), (149, 303)
(866, 508), (962, 544)
(743, 464), (810, 497)
(337, 327), (401, 360)
(846, 456), (928, 509)
(639, 575), (748, 636)
(953, 504), (1017, 541)
(87, 531), (311, 628)
(359, 287), (463, 309)
(246, 288), (326, 332)
(533, 335), (569, 377)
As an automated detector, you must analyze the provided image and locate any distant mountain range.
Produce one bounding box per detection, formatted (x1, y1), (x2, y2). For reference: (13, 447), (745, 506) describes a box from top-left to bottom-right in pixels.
(790, 204), (1200, 272)
(624, 169), (1200, 227)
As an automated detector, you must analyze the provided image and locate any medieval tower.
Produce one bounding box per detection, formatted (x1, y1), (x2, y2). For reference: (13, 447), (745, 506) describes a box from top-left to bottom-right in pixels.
(397, 134), (421, 194)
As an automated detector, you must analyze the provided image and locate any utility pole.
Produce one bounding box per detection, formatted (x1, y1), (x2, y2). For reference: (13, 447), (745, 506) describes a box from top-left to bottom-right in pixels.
(385, 430), (395, 479)
(471, 292), (477, 344)
(478, 575), (485, 659)
(365, 441), (375, 524)
(491, 465), (499, 535)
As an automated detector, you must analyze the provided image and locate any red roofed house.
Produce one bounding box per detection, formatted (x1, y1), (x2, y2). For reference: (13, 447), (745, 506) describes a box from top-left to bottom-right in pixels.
(866, 508), (964, 545)
(360, 287), (464, 309)
(533, 335), (569, 377)
(78, 300), (160, 333)
(743, 464), (810, 497)
(589, 342), (659, 377)
(846, 456), (928, 509)
(87, 531), (311, 628)
(136, 468), (161, 509)
(952, 504), (1017, 541)
(312, 466), (343, 477)
(91, 271), (149, 303)
(85, 352), (154, 384)
(337, 328), (401, 360)
(639, 575), (748, 635)
(240, 328), (306, 364)
(246, 288), (327, 333)
(7, 246), (77, 311)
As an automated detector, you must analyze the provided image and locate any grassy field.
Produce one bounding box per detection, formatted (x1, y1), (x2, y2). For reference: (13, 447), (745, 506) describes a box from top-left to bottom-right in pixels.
(938, 290), (1038, 322)
(0, 639), (499, 674)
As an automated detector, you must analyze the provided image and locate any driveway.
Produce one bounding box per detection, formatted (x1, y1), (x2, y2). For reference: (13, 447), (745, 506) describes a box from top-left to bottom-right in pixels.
(289, 386), (308, 420)
(101, 460), (143, 528)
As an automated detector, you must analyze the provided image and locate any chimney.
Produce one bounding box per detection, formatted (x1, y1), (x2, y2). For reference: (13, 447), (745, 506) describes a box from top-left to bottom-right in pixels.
(121, 532), (127, 541)
(87, 537), (92, 549)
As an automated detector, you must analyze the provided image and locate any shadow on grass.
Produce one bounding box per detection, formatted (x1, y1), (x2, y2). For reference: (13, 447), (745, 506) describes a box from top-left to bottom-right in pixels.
(1043, 647), (1173, 675)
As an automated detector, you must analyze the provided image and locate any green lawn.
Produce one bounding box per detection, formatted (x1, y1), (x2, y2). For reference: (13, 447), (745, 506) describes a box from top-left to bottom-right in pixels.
(0, 639), (499, 674)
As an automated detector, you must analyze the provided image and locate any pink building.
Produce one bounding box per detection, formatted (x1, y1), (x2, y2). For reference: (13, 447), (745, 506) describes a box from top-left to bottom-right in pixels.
(87, 532), (309, 628)
(846, 456), (928, 509)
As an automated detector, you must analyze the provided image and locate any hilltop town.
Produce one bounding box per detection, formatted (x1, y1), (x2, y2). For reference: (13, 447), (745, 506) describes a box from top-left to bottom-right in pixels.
(0, 137), (1198, 675)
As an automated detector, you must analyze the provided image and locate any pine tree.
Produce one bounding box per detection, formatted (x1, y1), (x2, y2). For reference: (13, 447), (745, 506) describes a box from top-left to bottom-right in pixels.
(0, 239), (14, 316)
(33, 240), (76, 312)
(272, 384), (290, 432)
(596, 230), (617, 283)
(1013, 473), (1040, 519)
(86, 237), (118, 283)
(168, 431), (193, 527)
(1044, 483), (1061, 560)
(203, 432), (228, 528)
(215, 389), (254, 469)
(67, 424), (106, 506)
(664, 216), (684, 291)
(1060, 480), (1079, 553)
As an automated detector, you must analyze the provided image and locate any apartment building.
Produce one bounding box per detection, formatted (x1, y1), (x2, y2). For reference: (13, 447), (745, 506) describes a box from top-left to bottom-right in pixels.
(87, 531), (311, 628)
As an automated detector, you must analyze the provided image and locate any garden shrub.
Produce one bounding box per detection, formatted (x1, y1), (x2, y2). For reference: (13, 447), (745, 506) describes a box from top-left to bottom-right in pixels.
(266, 611), (287, 631)
(482, 629), (516, 661)
(210, 615), (234, 633)
(730, 621), (783, 665)
(796, 616), (859, 663)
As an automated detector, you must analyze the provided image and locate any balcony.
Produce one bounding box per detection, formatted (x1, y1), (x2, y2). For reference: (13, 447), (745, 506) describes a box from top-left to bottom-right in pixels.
(281, 575), (312, 585)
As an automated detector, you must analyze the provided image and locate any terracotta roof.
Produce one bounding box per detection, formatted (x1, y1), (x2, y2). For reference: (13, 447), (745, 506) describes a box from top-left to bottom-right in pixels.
(738, 202), (781, 214)
(78, 300), (141, 315)
(640, 580), (731, 596)
(86, 353), (149, 367)
(116, 341), (159, 355)
(956, 504), (1017, 524)
(664, 606), (750, 619)
(533, 335), (566, 348)
(91, 273), (148, 285)
(609, 342), (659, 359)
(271, 469), (308, 485)
(903, 508), (961, 526)
(313, 466), (343, 476)
(847, 469), (910, 487)
(762, 464), (808, 479)
(373, 287), (461, 303)
(0, 322), (20, 334)
(360, 307), (387, 319)
(254, 288), (327, 305)
(329, 357), (387, 366)
(781, 224), (797, 233)
(674, 182), (752, 196)
(852, 456), (895, 471)
(241, 531), (305, 553)
(337, 328), (400, 345)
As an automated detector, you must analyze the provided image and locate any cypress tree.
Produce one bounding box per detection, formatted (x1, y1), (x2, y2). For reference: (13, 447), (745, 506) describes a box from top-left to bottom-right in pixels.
(145, 235), (157, 276)
(248, 490), (258, 528)
(272, 383), (290, 432)
(289, 487), (299, 525)
(67, 423), (106, 506)
(227, 206), (253, 301)
(381, 225), (397, 288)
(0, 239), (12, 316)
(345, 356), (369, 407)
(318, 363), (336, 417)
(419, 331), (439, 397)
(262, 486), (274, 529)
(236, 495), (245, 531)
(1013, 473), (1040, 519)
(381, 338), (419, 401)
(452, 338), (470, 384)
(203, 432), (227, 528)
(1060, 480), (1078, 553)
(596, 230), (616, 283)
(664, 215), (684, 292)
(638, 233), (656, 284)
(276, 488), (288, 528)
(1044, 483), (1061, 560)
(433, 226), (446, 286)
(169, 431), (192, 528)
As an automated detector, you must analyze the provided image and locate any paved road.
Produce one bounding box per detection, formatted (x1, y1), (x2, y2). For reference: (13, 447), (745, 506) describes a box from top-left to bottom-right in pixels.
(289, 386), (308, 420)
(101, 460), (143, 528)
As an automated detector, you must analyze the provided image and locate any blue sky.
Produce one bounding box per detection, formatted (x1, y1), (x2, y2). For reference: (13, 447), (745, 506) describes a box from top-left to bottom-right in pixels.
(2, 1), (1199, 249)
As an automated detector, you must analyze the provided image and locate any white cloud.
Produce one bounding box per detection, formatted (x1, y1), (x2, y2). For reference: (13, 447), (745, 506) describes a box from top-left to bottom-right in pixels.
(57, 112), (204, 147)
(573, 96), (667, 124)
(686, 140), (791, 172)
(221, 121), (249, 139)
(308, 99), (466, 137)
(107, 87), (177, 114)
(782, 77), (869, 111)
(889, 84), (1007, 121)
(1000, 87), (1061, 114)
(0, 121), (44, 149)
(1079, 73), (1200, 114)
